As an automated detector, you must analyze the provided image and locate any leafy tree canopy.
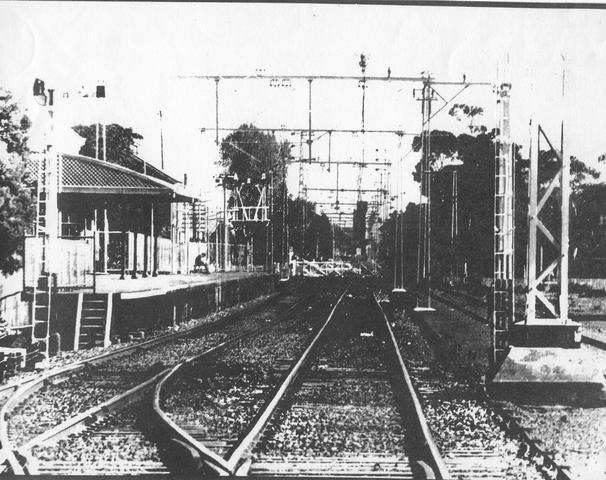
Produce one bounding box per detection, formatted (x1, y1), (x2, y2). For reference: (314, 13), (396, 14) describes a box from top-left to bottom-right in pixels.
(0, 87), (31, 156)
(0, 88), (35, 275)
(220, 124), (289, 186)
(448, 103), (486, 134)
(73, 123), (143, 171)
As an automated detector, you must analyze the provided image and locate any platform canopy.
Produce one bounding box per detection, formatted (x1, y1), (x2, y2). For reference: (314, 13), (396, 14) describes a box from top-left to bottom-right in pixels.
(29, 154), (195, 203)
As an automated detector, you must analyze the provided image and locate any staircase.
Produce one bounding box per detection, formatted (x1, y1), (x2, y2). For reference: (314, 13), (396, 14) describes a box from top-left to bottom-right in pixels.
(76, 294), (112, 350)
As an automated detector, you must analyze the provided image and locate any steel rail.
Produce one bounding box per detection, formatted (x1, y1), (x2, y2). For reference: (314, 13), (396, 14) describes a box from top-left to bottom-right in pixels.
(0, 290), (284, 473)
(152, 293), (319, 476)
(14, 324), (276, 476)
(410, 287), (574, 480)
(226, 286), (447, 478)
(374, 292), (451, 480)
(8, 290), (308, 475)
(0, 280), (281, 401)
(225, 285), (351, 473)
(0, 289), (280, 402)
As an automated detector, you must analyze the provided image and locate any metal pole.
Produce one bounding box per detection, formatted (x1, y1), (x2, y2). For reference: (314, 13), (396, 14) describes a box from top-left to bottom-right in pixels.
(308, 79), (312, 163)
(328, 131), (332, 172)
(159, 110), (165, 170)
(103, 207), (109, 273)
(143, 222), (148, 278)
(332, 222), (335, 259)
(426, 80), (433, 309)
(102, 123), (107, 161)
(223, 181), (229, 272)
(270, 175), (274, 272)
(359, 56), (367, 203)
(152, 202), (158, 277)
(131, 230), (138, 279)
(415, 86), (426, 294)
(560, 71), (569, 323)
(95, 123), (99, 160)
(283, 161), (288, 266)
(120, 230), (126, 280)
(493, 82), (514, 367)
(215, 78), (220, 146)
(527, 120), (537, 324)
(215, 210), (219, 271)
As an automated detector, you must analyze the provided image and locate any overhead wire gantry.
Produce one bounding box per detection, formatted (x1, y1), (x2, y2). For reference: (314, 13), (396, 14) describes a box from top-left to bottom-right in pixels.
(183, 67), (490, 269)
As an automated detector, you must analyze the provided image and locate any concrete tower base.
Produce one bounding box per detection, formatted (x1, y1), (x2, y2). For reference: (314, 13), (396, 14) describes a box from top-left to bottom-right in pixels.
(489, 346), (606, 406)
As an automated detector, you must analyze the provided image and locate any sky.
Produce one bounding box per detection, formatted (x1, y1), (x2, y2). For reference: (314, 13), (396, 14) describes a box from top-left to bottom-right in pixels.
(2, 2), (606, 216)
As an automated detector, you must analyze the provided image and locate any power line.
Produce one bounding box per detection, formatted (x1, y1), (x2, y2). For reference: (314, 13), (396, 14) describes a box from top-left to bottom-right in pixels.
(180, 73), (491, 87)
(200, 126), (417, 135)
(304, 187), (387, 193)
(290, 159), (392, 167)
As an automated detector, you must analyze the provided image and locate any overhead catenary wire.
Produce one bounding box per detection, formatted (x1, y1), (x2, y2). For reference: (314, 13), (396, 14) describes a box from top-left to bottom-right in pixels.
(189, 70), (492, 263)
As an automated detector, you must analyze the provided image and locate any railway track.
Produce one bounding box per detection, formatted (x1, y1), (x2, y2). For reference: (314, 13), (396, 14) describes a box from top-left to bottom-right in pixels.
(389, 307), (561, 480)
(0, 282), (318, 475)
(166, 282), (446, 478)
(395, 289), (577, 479)
(154, 282), (349, 476)
(242, 285), (446, 478)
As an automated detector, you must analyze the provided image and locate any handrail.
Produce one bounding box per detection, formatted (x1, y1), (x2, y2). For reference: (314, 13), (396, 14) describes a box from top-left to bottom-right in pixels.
(225, 285), (351, 472)
(0, 291), (21, 303)
(374, 292), (451, 480)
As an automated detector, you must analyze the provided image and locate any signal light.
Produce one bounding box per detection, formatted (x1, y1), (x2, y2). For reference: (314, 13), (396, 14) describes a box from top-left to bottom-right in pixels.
(33, 79), (47, 105)
(33, 78), (45, 96)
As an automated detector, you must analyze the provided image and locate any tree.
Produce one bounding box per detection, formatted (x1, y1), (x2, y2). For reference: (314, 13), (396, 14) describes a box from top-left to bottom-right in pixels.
(287, 197), (334, 260)
(404, 101), (601, 287)
(0, 88), (31, 156)
(220, 124), (287, 187)
(352, 201), (368, 256)
(0, 87), (35, 275)
(220, 124), (292, 265)
(73, 123), (143, 170)
(377, 203), (419, 286)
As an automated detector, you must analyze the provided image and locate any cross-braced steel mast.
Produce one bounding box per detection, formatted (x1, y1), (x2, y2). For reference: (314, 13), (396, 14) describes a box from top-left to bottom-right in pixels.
(491, 82), (515, 368)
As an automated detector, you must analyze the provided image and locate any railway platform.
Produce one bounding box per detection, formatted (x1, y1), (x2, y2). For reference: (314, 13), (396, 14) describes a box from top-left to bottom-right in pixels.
(87, 271), (270, 297)
(16, 271), (279, 362)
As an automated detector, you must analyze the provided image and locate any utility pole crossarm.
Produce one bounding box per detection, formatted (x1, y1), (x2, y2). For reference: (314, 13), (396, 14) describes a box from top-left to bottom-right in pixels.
(304, 187), (387, 193)
(200, 126), (416, 135)
(180, 74), (491, 87)
(182, 74), (425, 82)
(289, 159), (392, 167)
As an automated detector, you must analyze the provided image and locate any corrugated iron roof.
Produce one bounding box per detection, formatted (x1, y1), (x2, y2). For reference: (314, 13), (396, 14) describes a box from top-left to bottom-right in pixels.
(28, 154), (194, 201)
